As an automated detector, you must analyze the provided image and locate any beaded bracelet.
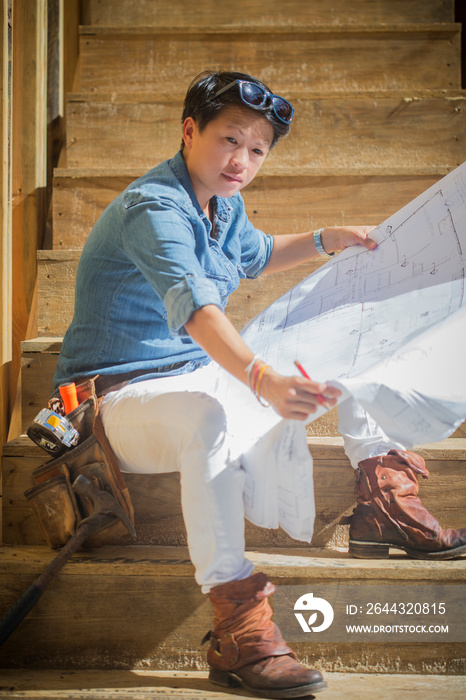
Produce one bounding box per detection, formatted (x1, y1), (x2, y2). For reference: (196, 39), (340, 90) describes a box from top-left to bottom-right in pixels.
(254, 364), (271, 407)
(246, 355), (263, 391)
(245, 357), (271, 407)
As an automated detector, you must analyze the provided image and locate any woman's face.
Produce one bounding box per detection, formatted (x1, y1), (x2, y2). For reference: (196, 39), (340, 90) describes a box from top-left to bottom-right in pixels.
(182, 105), (274, 214)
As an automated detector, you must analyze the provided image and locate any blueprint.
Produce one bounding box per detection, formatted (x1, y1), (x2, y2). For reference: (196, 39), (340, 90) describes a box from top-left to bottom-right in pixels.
(242, 420), (315, 541)
(339, 305), (466, 447)
(216, 161), (466, 538)
(237, 160), (466, 441)
(248, 166), (463, 369)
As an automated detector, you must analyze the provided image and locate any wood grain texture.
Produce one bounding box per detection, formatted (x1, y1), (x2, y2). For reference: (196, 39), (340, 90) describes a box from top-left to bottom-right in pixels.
(2, 542), (466, 580)
(87, 0), (455, 27)
(52, 171), (443, 250)
(63, 93), (466, 170)
(3, 436), (466, 548)
(35, 251), (324, 336)
(21, 350), (61, 429)
(0, 545), (465, 672)
(4, 0), (49, 456)
(1, 669), (466, 700)
(1, 443), (354, 548)
(22, 343), (465, 440)
(75, 27), (461, 95)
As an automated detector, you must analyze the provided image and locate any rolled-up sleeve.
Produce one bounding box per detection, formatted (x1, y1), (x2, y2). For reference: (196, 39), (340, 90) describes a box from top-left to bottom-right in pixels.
(241, 229), (274, 278)
(163, 274), (221, 334)
(121, 193), (223, 336)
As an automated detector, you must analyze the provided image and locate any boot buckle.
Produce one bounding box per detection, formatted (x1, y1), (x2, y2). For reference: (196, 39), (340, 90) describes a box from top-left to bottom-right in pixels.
(203, 630), (240, 666)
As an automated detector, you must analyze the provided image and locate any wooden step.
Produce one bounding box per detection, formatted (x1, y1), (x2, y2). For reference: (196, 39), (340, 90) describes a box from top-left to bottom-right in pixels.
(3, 436), (466, 549)
(3, 435), (355, 549)
(19, 337), (341, 437)
(20, 338), (62, 430)
(18, 336), (466, 442)
(52, 168), (446, 250)
(85, 0), (455, 28)
(32, 247), (466, 441)
(2, 669), (466, 700)
(1, 544), (465, 672)
(74, 25), (461, 95)
(35, 249), (324, 337)
(62, 91), (466, 171)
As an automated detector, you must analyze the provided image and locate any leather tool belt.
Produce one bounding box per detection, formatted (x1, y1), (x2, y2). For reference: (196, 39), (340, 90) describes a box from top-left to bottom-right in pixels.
(24, 377), (135, 549)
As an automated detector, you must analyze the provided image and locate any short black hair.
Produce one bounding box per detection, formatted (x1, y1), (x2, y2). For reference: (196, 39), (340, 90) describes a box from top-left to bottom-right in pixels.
(181, 70), (291, 150)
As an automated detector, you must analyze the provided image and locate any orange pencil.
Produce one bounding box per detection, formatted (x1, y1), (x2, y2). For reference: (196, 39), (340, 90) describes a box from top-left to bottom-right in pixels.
(294, 360), (325, 405)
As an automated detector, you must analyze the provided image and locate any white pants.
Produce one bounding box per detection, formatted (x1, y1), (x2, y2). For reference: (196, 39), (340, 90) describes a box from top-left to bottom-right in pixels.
(100, 365), (404, 592)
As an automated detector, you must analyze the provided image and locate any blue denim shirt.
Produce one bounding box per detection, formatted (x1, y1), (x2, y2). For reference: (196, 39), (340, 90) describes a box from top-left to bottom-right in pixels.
(53, 151), (273, 389)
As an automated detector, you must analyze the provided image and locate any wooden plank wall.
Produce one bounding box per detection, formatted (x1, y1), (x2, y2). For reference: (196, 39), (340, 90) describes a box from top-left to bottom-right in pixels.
(1, 2), (10, 456)
(0, 1), (80, 454)
(7, 0), (47, 444)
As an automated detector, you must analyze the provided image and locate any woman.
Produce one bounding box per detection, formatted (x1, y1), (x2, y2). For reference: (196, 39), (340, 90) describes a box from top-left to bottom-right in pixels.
(55, 71), (464, 698)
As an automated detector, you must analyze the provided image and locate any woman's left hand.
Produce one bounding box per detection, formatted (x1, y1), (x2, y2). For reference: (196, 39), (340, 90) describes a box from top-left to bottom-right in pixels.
(320, 226), (377, 255)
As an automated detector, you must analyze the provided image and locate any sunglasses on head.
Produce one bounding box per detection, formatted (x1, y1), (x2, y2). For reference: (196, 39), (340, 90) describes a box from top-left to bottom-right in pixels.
(215, 79), (294, 124)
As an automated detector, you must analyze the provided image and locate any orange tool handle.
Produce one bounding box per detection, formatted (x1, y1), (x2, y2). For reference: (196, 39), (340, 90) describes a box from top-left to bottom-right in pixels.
(59, 382), (79, 414)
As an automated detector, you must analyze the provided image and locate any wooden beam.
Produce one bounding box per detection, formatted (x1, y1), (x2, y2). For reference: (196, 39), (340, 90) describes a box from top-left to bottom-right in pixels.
(7, 0), (48, 446)
(1, 669), (466, 699)
(0, 0), (81, 450)
(62, 0), (80, 98)
(86, 0), (455, 27)
(0, 544), (465, 672)
(1, 0), (12, 465)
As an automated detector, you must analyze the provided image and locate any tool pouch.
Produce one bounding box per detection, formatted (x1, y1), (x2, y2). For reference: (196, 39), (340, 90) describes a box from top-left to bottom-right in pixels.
(24, 377), (135, 549)
(25, 472), (81, 549)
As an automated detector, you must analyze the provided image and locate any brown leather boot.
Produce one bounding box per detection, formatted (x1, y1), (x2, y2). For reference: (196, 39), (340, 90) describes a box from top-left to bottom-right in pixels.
(204, 572), (326, 698)
(347, 450), (466, 560)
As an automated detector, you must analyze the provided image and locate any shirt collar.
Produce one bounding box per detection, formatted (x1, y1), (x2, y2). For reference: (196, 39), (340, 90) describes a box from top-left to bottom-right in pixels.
(170, 150), (232, 223)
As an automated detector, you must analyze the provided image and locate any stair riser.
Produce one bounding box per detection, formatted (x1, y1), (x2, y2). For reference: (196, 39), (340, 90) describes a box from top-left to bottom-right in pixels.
(19, 346), (339, 437)
(87, 0), (455, 28)
(64, 95), (466, 170)
(35, 253), (323, 337)
(76, 30), (461, 95)
(19, 344), (466, 442)
(21, 349), (60, 430)
(0, 567), (464, 672)
(28, 243), (466, 440)
(2, 449), (353, 548)
(3, 442), (466, 548)
(52, 173), (442, 250)
(26, 243), (466, 443)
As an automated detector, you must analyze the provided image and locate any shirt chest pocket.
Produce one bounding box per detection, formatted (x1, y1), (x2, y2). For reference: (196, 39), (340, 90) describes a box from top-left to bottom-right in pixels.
(203, 246), (240, 302)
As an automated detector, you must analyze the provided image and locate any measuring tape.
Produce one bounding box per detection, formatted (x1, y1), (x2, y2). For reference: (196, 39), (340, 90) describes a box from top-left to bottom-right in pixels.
(27, 409), (80, 455)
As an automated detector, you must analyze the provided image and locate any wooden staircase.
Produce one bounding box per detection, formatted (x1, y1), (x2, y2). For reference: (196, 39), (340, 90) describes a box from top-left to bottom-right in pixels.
(1, 0), (466, 695)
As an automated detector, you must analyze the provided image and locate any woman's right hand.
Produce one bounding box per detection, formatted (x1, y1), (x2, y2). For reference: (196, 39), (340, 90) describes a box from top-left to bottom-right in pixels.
(184, 305), (341, 420)
(258, 367), (341, 420)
